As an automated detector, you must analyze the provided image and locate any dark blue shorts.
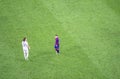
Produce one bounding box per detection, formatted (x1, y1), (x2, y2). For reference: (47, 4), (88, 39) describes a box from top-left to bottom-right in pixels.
(54, 45), (59, 49)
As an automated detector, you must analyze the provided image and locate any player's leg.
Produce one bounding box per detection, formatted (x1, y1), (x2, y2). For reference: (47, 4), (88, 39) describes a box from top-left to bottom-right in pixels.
(57, 45), (59, 53)
(54, 45), (57, 54)
(24, 49), (29, 60)
(26, 49), (29, 60)
(23, 50), (27, 60)
(57, 49), (59, 53)
(55, 48), (57, 53)
(55, 45), (60, 54)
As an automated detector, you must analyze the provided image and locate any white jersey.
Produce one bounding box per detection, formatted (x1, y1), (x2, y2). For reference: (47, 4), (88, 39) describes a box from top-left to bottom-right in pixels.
(22, 41), (29, 50)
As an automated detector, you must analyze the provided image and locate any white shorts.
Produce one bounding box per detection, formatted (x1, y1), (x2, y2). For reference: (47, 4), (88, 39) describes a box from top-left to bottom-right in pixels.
(23, 49), (28, 53)
(23, 48), (29, 53)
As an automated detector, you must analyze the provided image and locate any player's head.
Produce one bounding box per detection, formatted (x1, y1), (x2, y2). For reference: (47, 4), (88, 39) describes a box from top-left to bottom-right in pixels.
(23, 37), (27, 41)
(55, 34), (58, 38)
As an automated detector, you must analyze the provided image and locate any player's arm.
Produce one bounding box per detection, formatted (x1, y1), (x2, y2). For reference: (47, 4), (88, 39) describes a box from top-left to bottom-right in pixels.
(26, 42), (30, 49)
(28, 45), (30, 49)
(28, 43), (30, 49)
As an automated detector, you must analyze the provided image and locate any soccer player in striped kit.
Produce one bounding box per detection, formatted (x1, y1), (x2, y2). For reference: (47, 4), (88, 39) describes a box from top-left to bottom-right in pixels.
(54, 35), (60, 54)
(22, 37), (30, 60)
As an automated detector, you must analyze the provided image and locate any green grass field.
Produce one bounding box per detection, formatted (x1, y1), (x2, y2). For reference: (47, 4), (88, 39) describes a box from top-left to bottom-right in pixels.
(0, 0), (120, 79)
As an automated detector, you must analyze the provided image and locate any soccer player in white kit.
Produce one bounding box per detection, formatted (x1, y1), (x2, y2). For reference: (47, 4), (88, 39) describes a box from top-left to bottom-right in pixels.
(22, 37), (30, 60)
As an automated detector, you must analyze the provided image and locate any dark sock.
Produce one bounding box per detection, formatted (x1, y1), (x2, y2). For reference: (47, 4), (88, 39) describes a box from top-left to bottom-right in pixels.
(57, 50), (59, 53)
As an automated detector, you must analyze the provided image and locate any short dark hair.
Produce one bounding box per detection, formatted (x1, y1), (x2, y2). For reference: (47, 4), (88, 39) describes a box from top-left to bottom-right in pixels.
(23, 37), (26, 41)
